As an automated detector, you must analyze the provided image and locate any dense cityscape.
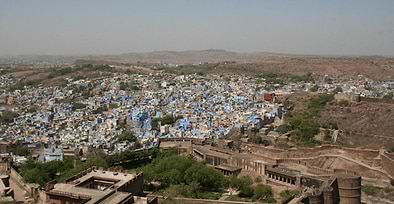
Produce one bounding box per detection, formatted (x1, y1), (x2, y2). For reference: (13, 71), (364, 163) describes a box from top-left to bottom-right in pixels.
(2, 1), (394, 204)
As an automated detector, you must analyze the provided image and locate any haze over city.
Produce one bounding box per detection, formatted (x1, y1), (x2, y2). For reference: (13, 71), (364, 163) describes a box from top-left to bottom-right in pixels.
(2, 2), (394, 204)
(1, 0), (394, 56)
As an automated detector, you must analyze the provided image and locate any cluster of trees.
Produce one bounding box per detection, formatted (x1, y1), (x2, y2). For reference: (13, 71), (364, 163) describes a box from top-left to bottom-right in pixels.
(20, 150), (110, 186)
(77, 64), (115, 72)
(109, 103), (119, 109)
(279, 190), (300, 202)
(309, 85), (319, 92)
(141, 150), (280, 201)
(288, 73), (313, 83)
(256, 72), (284, 85)
(143, 153), (224, 191)
(48, 67), (74, 79)
(104, 148), (152, 166)
(117, 130), (137, 143)
(225, 175), (275, 202)
(20, 159), (75, 186)
(48, 64), (117, 80)
(9, 79), (41, 91)
(151, 114), (183, 130)
(256, 72), (313, 85)
(119, 81), (140, 91)
(286, 94), (335, 145)
(142, 151), (226, 199)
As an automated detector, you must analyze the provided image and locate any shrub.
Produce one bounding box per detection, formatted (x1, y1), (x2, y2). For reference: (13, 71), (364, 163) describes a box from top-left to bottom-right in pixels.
(254, 176), (262, 183)
(362, 184), (378, 196)
(279, 190), (299, 202)
(276, 124), (291, 134)
(253, 184), (275, 202)
(118, 130), (137, 143)
(310, 85), (319, 92)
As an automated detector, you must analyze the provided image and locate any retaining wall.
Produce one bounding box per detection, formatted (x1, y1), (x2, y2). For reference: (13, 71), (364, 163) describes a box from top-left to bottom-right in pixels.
(381, 152), (394, 179)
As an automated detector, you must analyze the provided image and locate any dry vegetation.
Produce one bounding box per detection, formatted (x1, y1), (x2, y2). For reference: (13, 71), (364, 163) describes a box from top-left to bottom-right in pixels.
(286, 92), (394, 149)
(80, 50), (394, 80)
(320, 100), (394, 149)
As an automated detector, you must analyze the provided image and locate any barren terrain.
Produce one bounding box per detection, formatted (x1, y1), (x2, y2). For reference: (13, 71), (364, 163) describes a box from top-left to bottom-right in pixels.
(78, 50), (394, 80)
(321, 101), (394, 149)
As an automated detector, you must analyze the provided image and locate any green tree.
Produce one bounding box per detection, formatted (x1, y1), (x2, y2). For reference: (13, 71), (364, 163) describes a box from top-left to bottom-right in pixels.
(119, 82), (127, 90)
(276, 124), (290, 134)
(118, 130), (137, 143)
(22, 168), (47, 186)
(184, 162), (224, 191)
(254, 176), (262, 183)
(362, 185), (378, 196)
(237, 176), (254, 198)
(109, 103), (119, 109)
(310, 85), (319, 92)
(279, 190), (299, 202)
(253, 184), (275, 202)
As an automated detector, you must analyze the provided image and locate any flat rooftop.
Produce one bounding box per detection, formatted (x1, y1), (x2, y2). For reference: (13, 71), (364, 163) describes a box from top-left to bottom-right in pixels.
(73, 170), (136, 188)
(48, 170), (139, 204)
(159, 141), (191, 149)
(193, 145), (231, 159)
(100, 191), (131, 204)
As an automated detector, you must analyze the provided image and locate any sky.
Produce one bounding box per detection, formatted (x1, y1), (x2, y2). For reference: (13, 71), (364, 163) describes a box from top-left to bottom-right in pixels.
(0, 0), (394, 56)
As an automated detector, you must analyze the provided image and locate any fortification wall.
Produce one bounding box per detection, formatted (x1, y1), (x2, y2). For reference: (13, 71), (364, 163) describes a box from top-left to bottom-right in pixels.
(246, 144), (379, 162)
(278, 155), (391, 180)
(10, 167), (29, 194)
(334, 93), (360, 103)
(293, 145), (379, 161)
(360, 97), (394, 104)
(10, 167), (42, 202)
(307, 166), (335, 175)
(381, 152), (394, 178)
(212, 142), (394, 181)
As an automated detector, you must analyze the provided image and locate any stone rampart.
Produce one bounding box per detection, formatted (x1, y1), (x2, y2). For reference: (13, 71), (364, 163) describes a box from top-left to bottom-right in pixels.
(381, 152), (394, 179)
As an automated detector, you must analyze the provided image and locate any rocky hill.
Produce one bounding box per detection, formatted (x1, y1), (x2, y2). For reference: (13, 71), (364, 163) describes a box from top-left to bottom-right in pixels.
(78, 50), (394, 80)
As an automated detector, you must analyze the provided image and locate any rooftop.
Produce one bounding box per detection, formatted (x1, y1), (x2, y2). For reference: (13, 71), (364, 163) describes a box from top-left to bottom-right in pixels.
(47, 169), (142, 204)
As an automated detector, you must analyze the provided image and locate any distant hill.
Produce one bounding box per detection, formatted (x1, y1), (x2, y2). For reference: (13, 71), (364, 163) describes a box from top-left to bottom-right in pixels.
(76, 50), (394, 80)
(79, 49), (296, 64)
(2, 50), (394, 80)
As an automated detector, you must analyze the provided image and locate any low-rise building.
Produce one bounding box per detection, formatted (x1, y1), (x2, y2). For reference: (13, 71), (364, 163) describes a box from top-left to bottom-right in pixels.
(45, 167), (157, 204)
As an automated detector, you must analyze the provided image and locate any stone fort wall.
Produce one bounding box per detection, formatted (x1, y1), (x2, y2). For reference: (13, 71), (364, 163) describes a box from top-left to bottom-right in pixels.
(245, 143), (394, 180)
(381, 152), (394, 180)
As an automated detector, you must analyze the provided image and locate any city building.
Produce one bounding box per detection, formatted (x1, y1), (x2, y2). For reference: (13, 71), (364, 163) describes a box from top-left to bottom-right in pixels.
(45, 167), (157, 204)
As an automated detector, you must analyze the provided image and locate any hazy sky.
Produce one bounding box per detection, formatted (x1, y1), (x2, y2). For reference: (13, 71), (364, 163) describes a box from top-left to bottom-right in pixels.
(1, 0), (394, 56)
